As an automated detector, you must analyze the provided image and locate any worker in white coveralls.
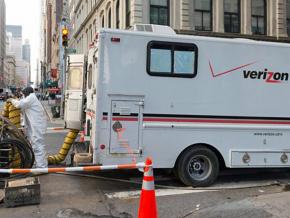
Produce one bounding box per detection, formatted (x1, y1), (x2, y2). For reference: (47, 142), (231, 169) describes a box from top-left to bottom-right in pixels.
(9, 87), (48, 168)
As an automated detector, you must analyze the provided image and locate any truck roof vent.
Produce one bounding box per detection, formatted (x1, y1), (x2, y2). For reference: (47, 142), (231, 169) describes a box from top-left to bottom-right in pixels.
(131, 24), (176, 35)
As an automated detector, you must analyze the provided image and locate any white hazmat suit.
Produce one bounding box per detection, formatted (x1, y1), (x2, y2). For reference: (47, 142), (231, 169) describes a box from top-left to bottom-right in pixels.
(11, 93), (48, 168)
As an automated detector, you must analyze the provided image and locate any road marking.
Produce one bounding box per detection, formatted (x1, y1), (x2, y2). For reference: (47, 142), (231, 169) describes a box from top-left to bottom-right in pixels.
(105, 189), (216, 199)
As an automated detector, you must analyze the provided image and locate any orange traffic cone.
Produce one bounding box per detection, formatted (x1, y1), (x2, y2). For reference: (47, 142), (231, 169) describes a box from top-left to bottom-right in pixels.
(138, 158), (158, 218)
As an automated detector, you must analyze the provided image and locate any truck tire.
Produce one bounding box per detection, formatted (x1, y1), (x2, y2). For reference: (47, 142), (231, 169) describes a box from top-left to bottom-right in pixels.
(177, 146), (219, 187)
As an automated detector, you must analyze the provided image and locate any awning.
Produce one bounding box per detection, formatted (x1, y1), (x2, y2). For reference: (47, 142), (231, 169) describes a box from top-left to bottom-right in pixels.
(48, 88), (60, 93)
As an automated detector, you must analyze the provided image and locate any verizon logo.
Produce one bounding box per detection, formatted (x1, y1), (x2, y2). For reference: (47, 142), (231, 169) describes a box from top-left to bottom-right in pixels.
(243, 69), (289, 83)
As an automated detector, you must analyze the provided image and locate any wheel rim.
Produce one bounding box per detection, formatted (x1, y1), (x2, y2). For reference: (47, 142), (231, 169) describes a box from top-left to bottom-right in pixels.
(187, 155), (212, 181)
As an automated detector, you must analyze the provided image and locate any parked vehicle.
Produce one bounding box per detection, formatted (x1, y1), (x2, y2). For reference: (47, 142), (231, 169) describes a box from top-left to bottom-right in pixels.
(64, 25), (290, 186)
(0, 89), (13, 101)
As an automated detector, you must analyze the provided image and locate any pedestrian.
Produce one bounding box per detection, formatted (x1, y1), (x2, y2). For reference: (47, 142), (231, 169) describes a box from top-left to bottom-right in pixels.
(9, 86), (48, 168)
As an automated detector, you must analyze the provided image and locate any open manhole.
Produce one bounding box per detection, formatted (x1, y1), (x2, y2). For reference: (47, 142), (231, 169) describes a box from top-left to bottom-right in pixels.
(283, 184), (290, 192)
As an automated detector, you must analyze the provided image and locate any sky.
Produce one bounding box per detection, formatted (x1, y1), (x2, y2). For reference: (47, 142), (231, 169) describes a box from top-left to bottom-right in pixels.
(5, 0), (41, 83)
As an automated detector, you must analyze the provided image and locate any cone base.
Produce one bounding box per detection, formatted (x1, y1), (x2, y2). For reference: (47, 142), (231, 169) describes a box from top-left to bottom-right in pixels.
(138, 190), (158, 218)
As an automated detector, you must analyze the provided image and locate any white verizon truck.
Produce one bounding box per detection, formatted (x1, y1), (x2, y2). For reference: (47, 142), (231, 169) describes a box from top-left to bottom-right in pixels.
(64, 25), (290, 186)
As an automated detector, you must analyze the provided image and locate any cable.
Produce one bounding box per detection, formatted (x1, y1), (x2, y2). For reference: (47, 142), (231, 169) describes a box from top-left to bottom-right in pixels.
(0, 139), (34, 169)
(1, 101), (80, 168)
(54, 171), (282, 191)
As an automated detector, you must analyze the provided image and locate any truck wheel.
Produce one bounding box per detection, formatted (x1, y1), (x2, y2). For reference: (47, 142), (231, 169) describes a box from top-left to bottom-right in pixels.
(177, 146), (219, 187)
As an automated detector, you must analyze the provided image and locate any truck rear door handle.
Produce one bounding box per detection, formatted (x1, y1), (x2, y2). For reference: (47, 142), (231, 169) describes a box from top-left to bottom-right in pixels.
(135, 102), (144, 106)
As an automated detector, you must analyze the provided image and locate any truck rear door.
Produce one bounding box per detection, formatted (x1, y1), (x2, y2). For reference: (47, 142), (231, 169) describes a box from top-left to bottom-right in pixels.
(64, 54), (86, 130)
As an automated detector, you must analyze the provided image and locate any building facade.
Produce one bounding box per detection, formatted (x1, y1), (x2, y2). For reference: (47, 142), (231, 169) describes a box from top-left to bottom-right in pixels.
(4, 55), (16, 87)
(15, 60), (29, 87)
(41, 0), (68, 85)
(22, 39), (31, 84)
(22, 39), (31, 63)
(40, 0), (48, 85)
(68, 0), (290, 55)
(6, 25), (23, 60)
(51, 0), (63, 81)
(6, 25), (30, 87)
(0, 0), (5, 87)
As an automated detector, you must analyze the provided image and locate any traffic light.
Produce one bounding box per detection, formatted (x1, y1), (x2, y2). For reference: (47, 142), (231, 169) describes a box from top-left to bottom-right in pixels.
(62, 27), (69, 47)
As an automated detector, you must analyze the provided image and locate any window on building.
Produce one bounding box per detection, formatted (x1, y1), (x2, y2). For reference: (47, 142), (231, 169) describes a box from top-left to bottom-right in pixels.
(194, 0), (212, 31)
(224, 0), (240, 33)
(101, 15), (105, 28)
(287, 0), (290, 35)
(147, 41), (198, 78)
(86, 0), (88, 14)
(89, 25), (92, 42)
(116, 0), (120, 28)
(81, 35), (84, 53)
(85, 30), (89, 52)
(126, 0), (131, 28)
(251, 0), (266, 35)
(93, 20), (97, 36)
(108, 8), (112, 28)
(150, 0), (169, 25)
(88, 64), (92, 89)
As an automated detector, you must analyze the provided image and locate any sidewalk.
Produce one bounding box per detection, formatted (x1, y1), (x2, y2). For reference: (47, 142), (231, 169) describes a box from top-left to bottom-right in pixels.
(192, 188), (290, 218)
(41, 100), (65, 128)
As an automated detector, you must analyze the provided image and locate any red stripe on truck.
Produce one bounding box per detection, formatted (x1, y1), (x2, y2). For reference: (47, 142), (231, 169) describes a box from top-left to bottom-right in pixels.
(102, 116), (290, 125)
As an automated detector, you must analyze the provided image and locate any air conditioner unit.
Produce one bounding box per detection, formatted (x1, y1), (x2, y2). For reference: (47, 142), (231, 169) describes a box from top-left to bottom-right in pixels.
(131, 24), (176, 35)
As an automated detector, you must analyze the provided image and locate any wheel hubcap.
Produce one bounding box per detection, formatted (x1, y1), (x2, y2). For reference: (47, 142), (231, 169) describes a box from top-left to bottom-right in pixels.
(187, 155), (212, 181)
(193, 162), (201, 171)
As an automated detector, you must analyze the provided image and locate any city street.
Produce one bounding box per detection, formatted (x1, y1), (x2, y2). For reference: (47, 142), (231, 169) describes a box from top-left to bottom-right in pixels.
(1, 130), (290, 218)
(1, 102), (290, 217)
(3, 0), (290, 217)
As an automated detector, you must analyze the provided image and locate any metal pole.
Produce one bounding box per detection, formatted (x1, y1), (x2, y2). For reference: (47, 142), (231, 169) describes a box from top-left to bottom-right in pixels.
(60, 47), (67, 118)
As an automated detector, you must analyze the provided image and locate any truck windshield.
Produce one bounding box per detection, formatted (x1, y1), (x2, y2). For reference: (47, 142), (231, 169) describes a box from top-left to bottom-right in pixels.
(68, 67), (83, 90)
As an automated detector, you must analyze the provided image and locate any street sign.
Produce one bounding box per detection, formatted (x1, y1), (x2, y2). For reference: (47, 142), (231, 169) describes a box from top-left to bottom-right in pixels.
(66, 48), (76, 54)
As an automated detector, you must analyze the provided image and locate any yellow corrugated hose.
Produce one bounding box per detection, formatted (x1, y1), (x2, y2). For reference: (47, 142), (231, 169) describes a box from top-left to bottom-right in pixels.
(2, 102), (22, 167)
(2, 101), (80, 165)
(47, 129), (79, 164)
(3, 102), (21, 128)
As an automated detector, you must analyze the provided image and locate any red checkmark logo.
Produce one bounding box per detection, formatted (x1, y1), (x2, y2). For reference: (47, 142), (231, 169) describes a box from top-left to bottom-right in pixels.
(209, 60), (257, 78)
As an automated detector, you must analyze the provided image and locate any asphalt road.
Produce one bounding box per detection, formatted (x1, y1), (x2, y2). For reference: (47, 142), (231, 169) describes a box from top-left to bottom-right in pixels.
(1, 100), (290, 217)
(0, 130), (290, 217)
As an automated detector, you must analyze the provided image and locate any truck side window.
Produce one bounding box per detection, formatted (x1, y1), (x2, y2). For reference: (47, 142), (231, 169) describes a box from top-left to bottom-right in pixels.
(147, 41), (198, 78)
(174, 48), (195, 74)
(150, 48), (171, 73)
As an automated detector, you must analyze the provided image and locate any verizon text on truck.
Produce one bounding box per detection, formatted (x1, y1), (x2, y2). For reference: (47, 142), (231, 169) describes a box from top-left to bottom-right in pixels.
(64, 25), (290, 186)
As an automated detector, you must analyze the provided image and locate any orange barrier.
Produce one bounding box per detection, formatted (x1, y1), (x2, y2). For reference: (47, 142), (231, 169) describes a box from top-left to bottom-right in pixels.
(138, 158), (158, 218)
(0, 162), (146, 174)
(0, 158), (159, 217)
